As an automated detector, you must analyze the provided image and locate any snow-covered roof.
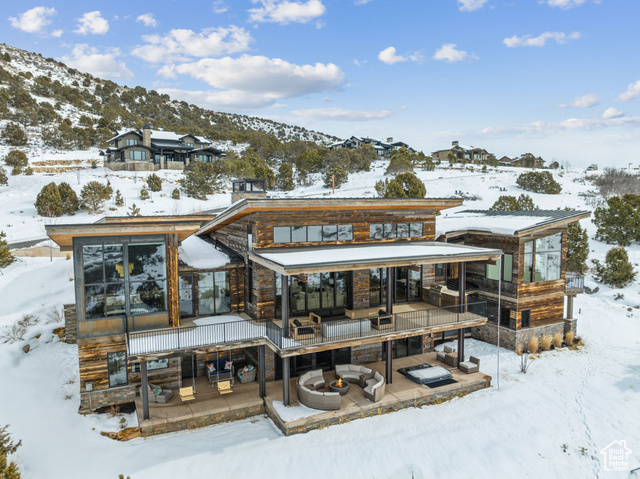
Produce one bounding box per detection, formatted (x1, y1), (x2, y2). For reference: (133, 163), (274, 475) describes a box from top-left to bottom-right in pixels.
(178, 236), (230, 269)
(250, 241), (501, 274)
(436, 210), (590, 237)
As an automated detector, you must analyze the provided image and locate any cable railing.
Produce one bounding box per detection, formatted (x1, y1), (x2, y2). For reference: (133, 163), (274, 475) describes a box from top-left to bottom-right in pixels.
(565, 273), (585, 293)
(128, 302), (488, 354)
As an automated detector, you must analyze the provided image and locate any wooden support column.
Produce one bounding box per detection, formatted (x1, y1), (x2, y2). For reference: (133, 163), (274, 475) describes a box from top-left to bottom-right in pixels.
(141, 361), (149, 420)
(567, 295), (574, 320)
(282, 356), (290, 406)
(385, 340), (393, 384)
(166, 233), (180, 328)
(282, 275), (289, 338)
(385, 267), (393, 314)
(458, 262), (466, 364)
(259, 345), (266, 398)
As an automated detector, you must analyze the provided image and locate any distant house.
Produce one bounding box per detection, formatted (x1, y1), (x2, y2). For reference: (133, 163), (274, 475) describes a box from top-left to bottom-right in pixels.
(101, 124), (226, 171)
(329, 136), (416, 158)
(431, 141), (491, 164)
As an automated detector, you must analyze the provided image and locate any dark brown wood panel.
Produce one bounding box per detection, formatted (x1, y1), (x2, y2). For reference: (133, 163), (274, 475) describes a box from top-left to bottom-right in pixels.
(78, 335), (127, 391)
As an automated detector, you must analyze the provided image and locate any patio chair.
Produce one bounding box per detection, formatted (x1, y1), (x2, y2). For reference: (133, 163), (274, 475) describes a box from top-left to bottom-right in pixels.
(436, 345), (455, 363)
(217, 380), (233, 395)
(179, 386), (195, 402)
(459, 356), (480, 374)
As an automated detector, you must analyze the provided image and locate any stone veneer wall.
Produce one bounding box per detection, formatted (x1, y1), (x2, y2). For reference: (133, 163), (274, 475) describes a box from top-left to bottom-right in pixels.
(564, 318), (577, 336)
(352, 270), (370, 310)
(63, 304), (77, 344)
(351, 343), (382, 364)
(472, 321), (566, 351)
(79, 385), (136, 413)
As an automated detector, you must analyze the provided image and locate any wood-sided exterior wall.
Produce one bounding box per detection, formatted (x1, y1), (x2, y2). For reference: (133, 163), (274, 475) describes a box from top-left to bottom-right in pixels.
(447, 227), (568, 330)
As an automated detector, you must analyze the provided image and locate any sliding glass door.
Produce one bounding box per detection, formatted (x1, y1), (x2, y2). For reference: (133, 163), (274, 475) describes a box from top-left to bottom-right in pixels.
(276, 272), (351, 316)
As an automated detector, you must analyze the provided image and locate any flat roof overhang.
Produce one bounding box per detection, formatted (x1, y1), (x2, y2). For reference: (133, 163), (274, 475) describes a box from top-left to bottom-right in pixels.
(197, 197), (464, 235)
(248, 241), (503, 275)
(45, 221), (204, 249)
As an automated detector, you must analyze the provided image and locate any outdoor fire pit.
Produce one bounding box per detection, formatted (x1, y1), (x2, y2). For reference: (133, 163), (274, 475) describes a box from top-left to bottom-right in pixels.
(329, 377), (350, 395)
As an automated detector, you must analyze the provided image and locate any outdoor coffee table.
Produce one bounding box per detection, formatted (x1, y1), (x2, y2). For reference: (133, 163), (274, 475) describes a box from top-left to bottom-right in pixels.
(329, 380), (350, 396)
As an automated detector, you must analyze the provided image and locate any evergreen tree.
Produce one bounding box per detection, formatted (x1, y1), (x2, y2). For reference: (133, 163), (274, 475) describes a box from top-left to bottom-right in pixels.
(276, 163), (295, 191)
(104, 180), (113, 198)
(0, 424), (21, 478)
(295, 150), (323, 174)
(592, 246), (637, 288)
(323, 165), (348, 189)
(139, 186), (150, 200)
(386, 152), (414, 175)
(3, 151), (28, 175)
(253, 160), (276, 190)
(2, 123), (27, 146)
(0, 168), (7, 186)
(114, 190), (124, 206)
(375, 172), (426, 198)
(516, 171), (562, 194)
(490, 194), (538, 211)
(24, 167), (33, 176)
(0, 232), (15, 269)
(34, 182), (63, 217)
(58, 182), (79, 214)
(593, 196), (640, 246)
(180, 159), (224, 200)
(566, 221), (589, 274)
(127, 204), (141, 217)
(171, 188), (180, 200)
(146, 173), (162, 192)
(80, 181), (111, 213)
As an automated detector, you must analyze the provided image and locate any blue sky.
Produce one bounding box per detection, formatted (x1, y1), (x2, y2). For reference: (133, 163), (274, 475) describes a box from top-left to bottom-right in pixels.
(5, 0), (640, 167)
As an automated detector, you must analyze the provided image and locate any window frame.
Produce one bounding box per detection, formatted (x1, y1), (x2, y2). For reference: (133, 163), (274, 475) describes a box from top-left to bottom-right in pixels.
(107, 351), (128, 388)
(273, 225), (354, 244)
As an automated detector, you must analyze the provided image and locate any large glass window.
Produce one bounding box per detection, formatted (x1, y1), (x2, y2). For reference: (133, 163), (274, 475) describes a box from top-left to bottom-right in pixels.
(273, 227), (291, 244)
(488, 254), (514, 282)
(179, 274), (194, 317)
(197, 271), (231, 315)
(107, 351), (127, 387)
(125, 138), (138, 146)
(371, 223), (424, 239)
(128, 243), (167, 314)
(322, 225), (338, 241)
(278, 272), (351, 314)
(273, 225), (353, 244)
(524, 234), (562, 283)
(307, 274), (321, 310)
(369, 268), (388, 306)
(338, 225), (353, 241)
(129, 150), (146, 161)
(308, 226), (323, 242)
(370, 224), (383, 240)
(82, 244), (128, 319)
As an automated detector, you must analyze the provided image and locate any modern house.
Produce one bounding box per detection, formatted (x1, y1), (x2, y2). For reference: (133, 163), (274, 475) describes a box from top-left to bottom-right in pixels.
(101, 124), (226, 171)
(329, 136), (416, 157)
(432, 141), (492, 164)
(45, 182), (588, 436)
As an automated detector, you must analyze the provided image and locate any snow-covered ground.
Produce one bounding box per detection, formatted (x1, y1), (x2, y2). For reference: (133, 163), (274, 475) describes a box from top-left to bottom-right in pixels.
(0, 162), (639, 478)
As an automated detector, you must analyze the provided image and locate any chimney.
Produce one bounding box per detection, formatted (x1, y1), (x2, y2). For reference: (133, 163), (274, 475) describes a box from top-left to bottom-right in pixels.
(387, 137), (393, 143)
(452, 141), (459, 147)
(142, 123), (152, 147)
(231, 178), (268, 204)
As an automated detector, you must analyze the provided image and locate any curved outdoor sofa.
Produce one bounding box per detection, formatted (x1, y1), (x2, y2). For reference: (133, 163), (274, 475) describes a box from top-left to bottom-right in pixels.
(363, 372), (385, 403)
(335, 364), (374, 386)
(296, 369), (341, 411)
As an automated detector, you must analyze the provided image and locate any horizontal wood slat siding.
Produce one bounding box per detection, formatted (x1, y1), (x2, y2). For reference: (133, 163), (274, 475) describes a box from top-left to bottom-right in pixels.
(213, 218), (250, 254)
(78, 335), (127, 391)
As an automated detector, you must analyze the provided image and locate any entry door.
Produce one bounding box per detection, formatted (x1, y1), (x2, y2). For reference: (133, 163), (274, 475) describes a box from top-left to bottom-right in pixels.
(179, 274), (195, 317)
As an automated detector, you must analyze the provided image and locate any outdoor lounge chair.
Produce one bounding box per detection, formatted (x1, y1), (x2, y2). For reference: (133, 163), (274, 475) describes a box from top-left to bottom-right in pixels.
(459, 356), (480, 374)
(290, 319), (316, 340)
(179, 386), (195, 401)
(140, 383), (173, 404)
(436, 345), (455, 363)
(217, 380), (233, 395)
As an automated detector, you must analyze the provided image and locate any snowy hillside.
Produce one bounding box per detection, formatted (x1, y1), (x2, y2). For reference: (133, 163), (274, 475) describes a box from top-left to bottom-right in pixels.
(1, 164), (639, 478)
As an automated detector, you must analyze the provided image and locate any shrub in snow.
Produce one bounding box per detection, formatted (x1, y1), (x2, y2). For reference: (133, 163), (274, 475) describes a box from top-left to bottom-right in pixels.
(593, 195), (640, 246)
(146, 173), (162, 192)
(80, 181), (111, 214)
(592, 168), (640, 198)
(592, 246), (636, 288)
(127, 204), (141, 217)
(323, 165), (348, 189)
(385, 155), (413, 175)
(527, 336), (539, 354)
(516, 171), (562, 194)
(375, 172), (426, 198)
(566, 221), (589, 274)
(171, 188), (180, 200)
(0, 231), (15, 269)
(490, 194), (538, 211)
(541, 335), (552, 351)
(276, 163), (295, 191)
(181, 160), (225, 200)
(565, 331), (574, 347)
(553, 333), (563, 349)
(3, 150), (28, 175)
(0, 423), (22, 478)
(2, 122), (27, 146)
(35, 182), (63, 217)
(139, 186), (150, 200)
(114, 190), (124, 206)
(0, 167), (7, 186)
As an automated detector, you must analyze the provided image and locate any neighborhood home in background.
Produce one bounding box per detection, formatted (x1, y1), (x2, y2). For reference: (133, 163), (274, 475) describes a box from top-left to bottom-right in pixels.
(328, 136), (416, 158)
(44, 182), (589, 437)
(100, 124), (226, 172)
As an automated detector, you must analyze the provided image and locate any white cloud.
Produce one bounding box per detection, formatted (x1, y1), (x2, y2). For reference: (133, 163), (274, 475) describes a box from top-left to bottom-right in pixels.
(458, 0), (488, 12)
(503, 31), (580, 47)
(602, 107), (624, 119)
(213, 1), (229, 14)
(132, 26), (253, 63)
(51, 29), (63, 37)
(617, 80), (640, 102)
(559, 94), (599, 108)
(479, 115), (640, 138)
(290, 107), (393, 121)
(248, 0), (326, 25)
(136, 13), (157, 27)
(433, 43), (469, 62)
(160, 55), (344, 109)
(378, 47), (406, 65)
(9, 7), (56, 33)
(75, 11), (109, 35)
(354, 0), (373, 4)
(61, 44), (133, 79)
(546, 0), (588, 9)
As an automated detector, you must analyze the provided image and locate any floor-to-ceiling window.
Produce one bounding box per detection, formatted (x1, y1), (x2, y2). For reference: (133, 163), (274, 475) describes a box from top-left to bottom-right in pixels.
(276, 272), (351, 316)
(370, 267), (421, 306)
(179, 273), (194, 317)
(198, 271), (231, 315)
(369, 268), (387, 307)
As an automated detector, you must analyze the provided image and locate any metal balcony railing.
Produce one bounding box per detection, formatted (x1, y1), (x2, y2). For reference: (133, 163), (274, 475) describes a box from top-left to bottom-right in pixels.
(565, 273), (585, 293)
